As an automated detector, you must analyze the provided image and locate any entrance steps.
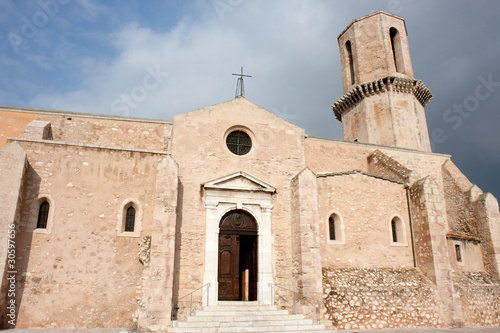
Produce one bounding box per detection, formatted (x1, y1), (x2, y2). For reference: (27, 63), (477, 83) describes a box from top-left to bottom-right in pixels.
(168, 301), (330, 332)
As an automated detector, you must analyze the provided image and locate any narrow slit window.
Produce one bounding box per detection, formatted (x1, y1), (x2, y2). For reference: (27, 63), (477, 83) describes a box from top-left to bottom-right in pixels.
(36, 201), (50, 229)
(455, 244), (462, 262)
(125, 206), (136, 232)
(391, 219), (398, 243)
(390, 27), (404, 73)
(346, 40), (355, 85)
(329, 216), (336, 241)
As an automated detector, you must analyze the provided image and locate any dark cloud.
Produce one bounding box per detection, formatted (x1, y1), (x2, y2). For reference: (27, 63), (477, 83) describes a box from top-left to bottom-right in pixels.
(1, 0), (498, 200)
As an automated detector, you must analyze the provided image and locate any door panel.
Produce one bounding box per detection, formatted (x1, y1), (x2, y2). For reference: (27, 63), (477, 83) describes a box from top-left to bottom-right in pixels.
(218, 234), (239, 300)
(218, 210), (258, 301)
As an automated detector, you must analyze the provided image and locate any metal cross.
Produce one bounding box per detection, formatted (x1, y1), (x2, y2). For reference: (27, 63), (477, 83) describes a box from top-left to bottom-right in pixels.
(232, 67), (252, 98)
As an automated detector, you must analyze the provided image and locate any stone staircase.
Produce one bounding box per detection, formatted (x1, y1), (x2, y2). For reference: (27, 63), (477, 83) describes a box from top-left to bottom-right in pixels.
(168, 301), (329, 332)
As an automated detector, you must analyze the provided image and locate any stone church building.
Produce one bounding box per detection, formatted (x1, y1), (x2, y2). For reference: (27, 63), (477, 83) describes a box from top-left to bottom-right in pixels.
(1, 11), (500, 331)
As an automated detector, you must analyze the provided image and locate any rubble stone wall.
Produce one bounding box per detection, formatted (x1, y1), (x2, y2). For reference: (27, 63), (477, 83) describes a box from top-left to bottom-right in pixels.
(323, 267), (445, 330)
(453, 271), (500, 327)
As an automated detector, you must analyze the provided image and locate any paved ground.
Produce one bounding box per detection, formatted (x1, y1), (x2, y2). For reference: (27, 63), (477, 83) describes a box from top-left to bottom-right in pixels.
(4, 328), (500, 333)
(341, 328), (500, 333)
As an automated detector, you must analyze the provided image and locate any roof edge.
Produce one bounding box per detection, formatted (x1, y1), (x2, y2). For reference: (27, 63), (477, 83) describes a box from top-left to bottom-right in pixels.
(0, 104), (173, 125)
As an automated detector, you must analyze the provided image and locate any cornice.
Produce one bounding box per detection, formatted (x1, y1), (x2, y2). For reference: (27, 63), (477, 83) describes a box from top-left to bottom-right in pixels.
(317, 169), (405, 185)
(331, 76), (433, 121)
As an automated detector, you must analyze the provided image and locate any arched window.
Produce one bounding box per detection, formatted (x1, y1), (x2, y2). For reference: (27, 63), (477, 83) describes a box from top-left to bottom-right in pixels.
(327, 213), (344, 243)
(391, 219), (398, 242)
(346, 40), (355, 85)
(390, 216), (405, 244)
(36, 201), (50, 229)
(125, 206), (135, 232)
(329, 216), (336, 241)
(117, 200), (142, 237)
(390, 27), (404, 73)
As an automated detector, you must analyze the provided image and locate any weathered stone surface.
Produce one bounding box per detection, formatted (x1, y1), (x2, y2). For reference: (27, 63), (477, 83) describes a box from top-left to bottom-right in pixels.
(452, 271), (500, 327)
(323, 267), (445, 330)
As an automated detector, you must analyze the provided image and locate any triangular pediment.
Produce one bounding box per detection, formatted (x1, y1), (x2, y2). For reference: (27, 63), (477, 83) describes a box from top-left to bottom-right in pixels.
(203, 171), (276, 193)
(174, 98), (304, 133)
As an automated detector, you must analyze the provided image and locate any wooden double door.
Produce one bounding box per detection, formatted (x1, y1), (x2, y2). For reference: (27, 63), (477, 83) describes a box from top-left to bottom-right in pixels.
(218, 210), (258, 301)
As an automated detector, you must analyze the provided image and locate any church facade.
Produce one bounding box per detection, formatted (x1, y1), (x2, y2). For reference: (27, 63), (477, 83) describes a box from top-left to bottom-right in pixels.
(1, 11), (499, 330)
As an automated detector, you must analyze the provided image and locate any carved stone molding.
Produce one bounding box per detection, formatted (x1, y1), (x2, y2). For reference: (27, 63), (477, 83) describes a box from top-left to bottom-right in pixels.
(331, 76), (433, 121)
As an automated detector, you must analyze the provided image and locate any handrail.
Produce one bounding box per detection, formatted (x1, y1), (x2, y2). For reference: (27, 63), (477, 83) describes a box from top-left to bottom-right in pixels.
(171, 283), (211, 321)
(269, 282), (321, 324)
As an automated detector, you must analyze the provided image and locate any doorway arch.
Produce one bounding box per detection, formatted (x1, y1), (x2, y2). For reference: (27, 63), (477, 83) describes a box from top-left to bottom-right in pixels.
(218, 210), (258, 301)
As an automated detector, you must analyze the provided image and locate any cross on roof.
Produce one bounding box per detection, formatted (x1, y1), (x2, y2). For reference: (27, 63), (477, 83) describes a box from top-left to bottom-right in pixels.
(232, 67), (252, 99)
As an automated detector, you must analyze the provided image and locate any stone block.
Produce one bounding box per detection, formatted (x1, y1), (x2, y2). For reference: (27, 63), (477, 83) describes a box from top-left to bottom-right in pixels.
(23, 120), (53, 140)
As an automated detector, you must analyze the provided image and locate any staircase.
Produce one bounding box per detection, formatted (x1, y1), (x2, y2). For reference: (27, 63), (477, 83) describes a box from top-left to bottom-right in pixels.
(168, 301), (329, 332)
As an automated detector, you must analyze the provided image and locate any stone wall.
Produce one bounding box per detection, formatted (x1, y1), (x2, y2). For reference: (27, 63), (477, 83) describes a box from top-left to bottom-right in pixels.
(442, 162), (478, 237)
(317, 171), (413, 268)
(443, 160), (500, 279)
(0, 108), (171, 151)
(452, 271), (500, 327)
(11, 140), (164, 329)
(0, 110), (36, 148)
(323, 267), (445, 330)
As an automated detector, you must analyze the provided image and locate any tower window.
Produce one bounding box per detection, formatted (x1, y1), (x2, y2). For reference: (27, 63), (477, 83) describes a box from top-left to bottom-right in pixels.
(125, 206), (136, 232)
(36, 201), (50, 229)
(346, 40), (355, 85)
(390, 27), (404, 74)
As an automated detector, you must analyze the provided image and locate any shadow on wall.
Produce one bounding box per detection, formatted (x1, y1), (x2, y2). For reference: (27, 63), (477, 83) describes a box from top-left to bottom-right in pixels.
(1, 164), (39, 328)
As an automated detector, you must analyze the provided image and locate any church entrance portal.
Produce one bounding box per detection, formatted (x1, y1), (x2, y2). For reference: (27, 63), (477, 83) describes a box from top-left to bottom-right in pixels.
(218, 210), (257, 301)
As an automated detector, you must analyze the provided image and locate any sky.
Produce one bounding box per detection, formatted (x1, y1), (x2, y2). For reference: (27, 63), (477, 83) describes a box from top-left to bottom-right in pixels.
(1, 0), (499, 200)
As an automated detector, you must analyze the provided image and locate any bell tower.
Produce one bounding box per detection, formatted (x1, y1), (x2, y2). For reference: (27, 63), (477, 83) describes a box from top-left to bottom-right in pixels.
(332, 11), (433, 152)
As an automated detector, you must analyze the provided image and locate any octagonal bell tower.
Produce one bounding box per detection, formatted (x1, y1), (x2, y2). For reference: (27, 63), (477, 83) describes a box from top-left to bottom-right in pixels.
(332, 11), (433, 152)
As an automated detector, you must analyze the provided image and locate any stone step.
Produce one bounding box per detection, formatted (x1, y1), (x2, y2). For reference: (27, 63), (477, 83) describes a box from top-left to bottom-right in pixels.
(193, 309), (291, 317)
(184, 313), (307, 322)
(202, 304), (279, 311)
(215, 301), (268, 306)
(169, 303), (328, 332)
(169, 325), (327, 332)
(175, 318), (314, 328)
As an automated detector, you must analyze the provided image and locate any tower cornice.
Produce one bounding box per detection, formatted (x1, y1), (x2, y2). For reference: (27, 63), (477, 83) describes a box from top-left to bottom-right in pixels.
(331, 76), (433, 121)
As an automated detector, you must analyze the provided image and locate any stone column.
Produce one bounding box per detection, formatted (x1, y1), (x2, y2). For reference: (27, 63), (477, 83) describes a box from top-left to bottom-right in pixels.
(202, 201), (219, 306)
(258, 205), (273, 305)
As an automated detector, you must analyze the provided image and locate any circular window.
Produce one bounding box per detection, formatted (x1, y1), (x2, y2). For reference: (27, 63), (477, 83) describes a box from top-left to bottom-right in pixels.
(226, 130), (252, 155)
